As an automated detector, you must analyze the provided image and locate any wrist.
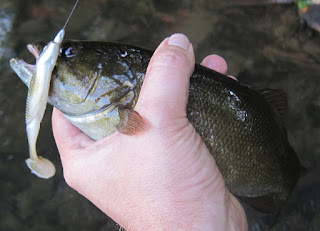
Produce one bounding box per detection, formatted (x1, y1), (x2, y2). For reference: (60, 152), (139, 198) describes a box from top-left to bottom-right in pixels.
(119, 188), (241, 231)
(124, 193), (246, 231)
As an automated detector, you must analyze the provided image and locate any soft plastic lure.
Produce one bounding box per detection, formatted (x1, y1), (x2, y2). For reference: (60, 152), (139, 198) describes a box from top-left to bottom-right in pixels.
(16, 0), (80, 178)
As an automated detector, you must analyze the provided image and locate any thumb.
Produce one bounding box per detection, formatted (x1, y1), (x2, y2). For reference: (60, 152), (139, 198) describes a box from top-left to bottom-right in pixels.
(52, 108), (94, 154)
(135, 33), (195, 125)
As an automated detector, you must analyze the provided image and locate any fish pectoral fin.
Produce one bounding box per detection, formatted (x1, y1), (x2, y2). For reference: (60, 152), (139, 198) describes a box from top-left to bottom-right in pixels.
(117, 108), (147, 135)
(239, 193), (282, 213)
(256, 88), (288, 121)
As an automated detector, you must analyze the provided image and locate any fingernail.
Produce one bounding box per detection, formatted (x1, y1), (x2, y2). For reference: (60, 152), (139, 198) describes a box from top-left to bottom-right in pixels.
(168, 33), (190, 50)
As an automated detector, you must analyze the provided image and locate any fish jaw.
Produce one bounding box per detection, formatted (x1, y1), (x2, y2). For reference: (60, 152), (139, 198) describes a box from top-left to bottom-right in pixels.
(10, 58), (35, 88)
(10, 43), (42, 88)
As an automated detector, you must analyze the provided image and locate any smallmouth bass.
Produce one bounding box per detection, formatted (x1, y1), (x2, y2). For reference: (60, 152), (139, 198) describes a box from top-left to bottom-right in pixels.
(10, 40), (301, 212)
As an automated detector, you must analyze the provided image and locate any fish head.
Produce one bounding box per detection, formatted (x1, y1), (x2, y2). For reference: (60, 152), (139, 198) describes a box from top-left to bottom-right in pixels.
(10, 40), (147, 140)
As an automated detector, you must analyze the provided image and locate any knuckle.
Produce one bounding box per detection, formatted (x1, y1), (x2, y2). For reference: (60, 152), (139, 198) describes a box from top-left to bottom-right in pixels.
(150, 49), (188, 71)
(63, 167), (75, 187)
(62, 161), (79, 188)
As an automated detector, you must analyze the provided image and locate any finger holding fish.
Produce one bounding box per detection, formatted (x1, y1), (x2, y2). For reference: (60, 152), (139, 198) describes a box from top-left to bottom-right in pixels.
(10, 2), (301, 214)
(201, 54), (238, 80)
(51, 53), (232, 153)
(201, 54), (228, 74)
(11, 37), (301, 212)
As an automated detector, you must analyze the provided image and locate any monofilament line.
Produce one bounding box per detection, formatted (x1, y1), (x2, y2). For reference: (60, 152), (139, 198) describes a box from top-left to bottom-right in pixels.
(63, 0), (80, 30)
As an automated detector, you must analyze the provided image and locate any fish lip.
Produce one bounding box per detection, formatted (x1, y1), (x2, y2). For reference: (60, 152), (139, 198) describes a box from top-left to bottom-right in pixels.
(10, 58), (35, 87)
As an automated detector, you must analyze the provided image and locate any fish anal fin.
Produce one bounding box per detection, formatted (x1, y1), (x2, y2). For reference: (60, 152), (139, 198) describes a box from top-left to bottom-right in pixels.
(240, 193), (282, 213)
(257, 88), (288, 120)
(117, 108), (147, 135)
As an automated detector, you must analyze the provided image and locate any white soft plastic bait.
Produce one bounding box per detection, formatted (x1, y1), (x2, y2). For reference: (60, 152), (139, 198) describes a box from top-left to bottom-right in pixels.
(18, 0), (79, 178)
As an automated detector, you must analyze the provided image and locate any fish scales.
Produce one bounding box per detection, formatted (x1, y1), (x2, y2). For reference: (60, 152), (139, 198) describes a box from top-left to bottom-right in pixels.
(10, 40), (301, 212)
(187, 65), (299, 201)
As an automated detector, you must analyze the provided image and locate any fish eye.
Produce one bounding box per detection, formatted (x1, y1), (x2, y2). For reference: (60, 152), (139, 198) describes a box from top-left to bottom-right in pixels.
(60, 46), (77, 58)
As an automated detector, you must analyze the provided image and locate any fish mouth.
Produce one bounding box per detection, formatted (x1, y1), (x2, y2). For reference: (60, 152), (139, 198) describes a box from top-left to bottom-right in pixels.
(14, 42), (136, 117)
(9, 43), (46, 88)
(10, 58), (35, 87)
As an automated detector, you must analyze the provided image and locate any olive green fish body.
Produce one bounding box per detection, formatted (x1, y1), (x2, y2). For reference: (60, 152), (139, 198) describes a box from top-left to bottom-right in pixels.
(187, 65), (300, 204)
(11, 40), (301, 212)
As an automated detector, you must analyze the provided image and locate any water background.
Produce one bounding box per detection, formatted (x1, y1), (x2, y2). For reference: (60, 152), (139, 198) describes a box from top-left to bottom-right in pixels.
(1, 0), (319, 230)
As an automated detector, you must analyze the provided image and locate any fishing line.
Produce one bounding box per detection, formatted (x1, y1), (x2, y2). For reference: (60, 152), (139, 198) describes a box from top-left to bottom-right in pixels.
(63, 0), (80, 30)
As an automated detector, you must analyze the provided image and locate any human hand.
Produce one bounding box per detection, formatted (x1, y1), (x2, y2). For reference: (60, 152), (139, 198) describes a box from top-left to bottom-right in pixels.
(52, 33), (247, 231)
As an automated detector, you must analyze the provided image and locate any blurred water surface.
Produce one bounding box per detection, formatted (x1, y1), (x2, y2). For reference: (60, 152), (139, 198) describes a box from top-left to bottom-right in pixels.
(0, 0), (319, 230)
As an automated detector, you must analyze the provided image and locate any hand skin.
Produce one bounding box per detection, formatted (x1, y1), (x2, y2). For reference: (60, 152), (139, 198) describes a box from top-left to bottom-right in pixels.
(52, 33), (247, 231)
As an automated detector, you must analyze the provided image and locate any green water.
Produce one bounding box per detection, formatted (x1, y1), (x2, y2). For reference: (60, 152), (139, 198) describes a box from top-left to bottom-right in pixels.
(0, 0), (319, 230)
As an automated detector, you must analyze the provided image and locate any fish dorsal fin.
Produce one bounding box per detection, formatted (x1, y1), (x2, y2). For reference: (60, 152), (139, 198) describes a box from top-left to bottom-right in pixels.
(257, 89), (288, 120)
